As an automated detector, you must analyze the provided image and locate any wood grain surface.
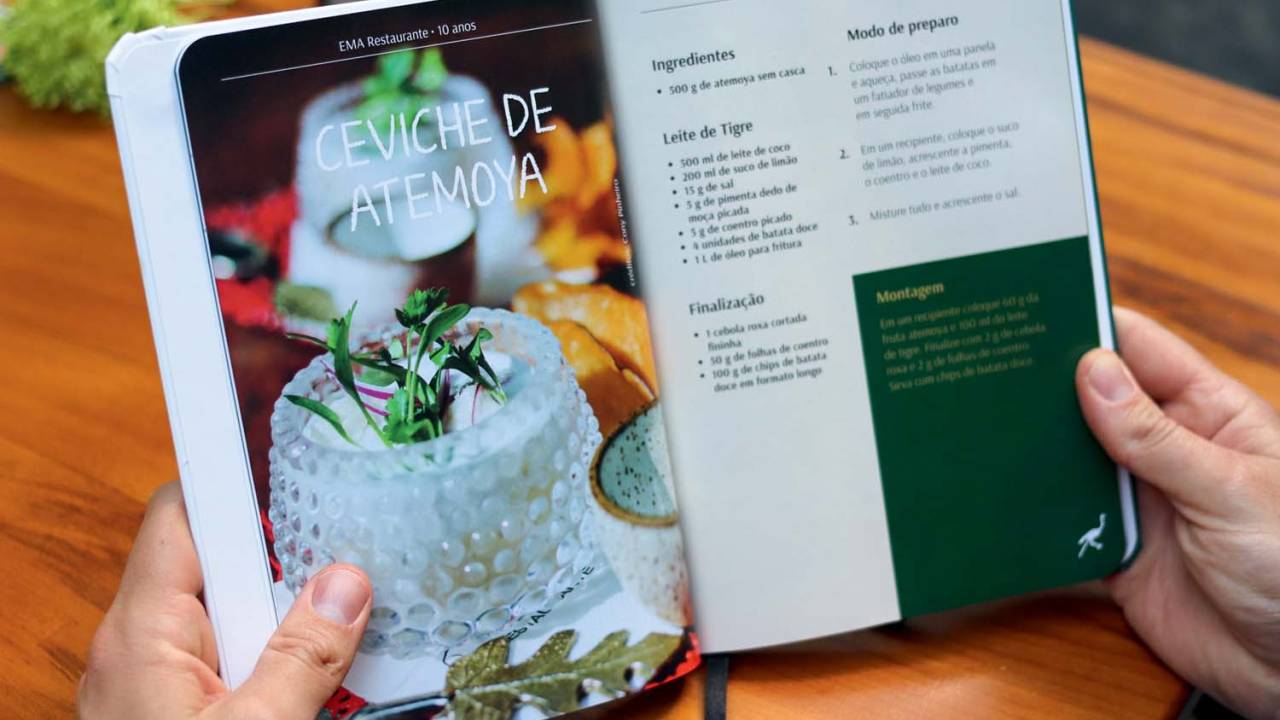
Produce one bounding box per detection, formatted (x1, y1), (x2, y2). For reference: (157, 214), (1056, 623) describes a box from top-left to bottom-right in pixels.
(1, 12), (1277, 717)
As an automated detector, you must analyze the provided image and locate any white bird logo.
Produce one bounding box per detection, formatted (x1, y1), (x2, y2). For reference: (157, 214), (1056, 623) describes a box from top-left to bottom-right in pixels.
(1077, 513), (1106, 558)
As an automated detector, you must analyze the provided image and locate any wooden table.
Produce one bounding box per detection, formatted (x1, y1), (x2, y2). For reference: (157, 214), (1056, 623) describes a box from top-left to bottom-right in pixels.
(2, 17), (1279, 717)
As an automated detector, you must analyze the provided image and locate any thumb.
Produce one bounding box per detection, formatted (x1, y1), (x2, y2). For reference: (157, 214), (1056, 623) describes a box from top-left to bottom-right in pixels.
(1077, 349), (1246, 516)
(222, 565), (372, 720)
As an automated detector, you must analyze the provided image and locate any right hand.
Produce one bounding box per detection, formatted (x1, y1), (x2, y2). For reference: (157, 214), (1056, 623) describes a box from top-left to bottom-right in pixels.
(1076, 307), (1280, 719)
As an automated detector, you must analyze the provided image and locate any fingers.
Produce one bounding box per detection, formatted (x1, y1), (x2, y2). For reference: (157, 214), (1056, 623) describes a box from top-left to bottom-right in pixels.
(112, 482), (218, 672)
(1112, 308), (1215, 404)
(1105, 482), (1175, 607)
(221, 565), (371, 720)
(80, 482), (223, 718)
(116, 481), (204, 602)
(1113, 308), (1280, 452)
(1077, 349), (1252, 519)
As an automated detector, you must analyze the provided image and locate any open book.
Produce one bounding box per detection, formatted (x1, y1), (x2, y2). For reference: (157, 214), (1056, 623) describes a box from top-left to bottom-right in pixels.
(106, 0), (1136, 716)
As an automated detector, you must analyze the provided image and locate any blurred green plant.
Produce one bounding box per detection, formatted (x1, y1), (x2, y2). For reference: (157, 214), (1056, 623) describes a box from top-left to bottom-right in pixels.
(357, 48), (448, 125)
(0, 0), (226, 114)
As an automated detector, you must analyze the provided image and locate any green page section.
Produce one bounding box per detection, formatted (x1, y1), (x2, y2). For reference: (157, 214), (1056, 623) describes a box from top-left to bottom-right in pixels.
(854, 237), (1124, 618)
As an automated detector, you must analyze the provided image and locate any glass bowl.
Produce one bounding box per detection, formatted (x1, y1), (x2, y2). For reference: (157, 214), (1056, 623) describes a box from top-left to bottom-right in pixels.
(267, 309), (601, 658)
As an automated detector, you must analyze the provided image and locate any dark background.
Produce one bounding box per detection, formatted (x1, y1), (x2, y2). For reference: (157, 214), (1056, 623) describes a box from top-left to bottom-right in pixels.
(1075, 0), (1280, 98)
(182, 0), (607, 204)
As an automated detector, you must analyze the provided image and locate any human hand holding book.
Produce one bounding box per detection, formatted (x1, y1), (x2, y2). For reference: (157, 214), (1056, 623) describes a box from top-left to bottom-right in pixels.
(1076, 308), (1280, 720)
(80, 309), (1280, 720)
(102, 0), (1242, 715)
(78, 482), (376, 720)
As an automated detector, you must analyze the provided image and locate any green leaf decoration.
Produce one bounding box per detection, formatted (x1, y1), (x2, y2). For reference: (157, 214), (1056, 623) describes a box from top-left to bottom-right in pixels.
(284, 289), (505, 449)
(430, 341), (451, 366)
(388, 338), (406, 360)
(377, 50), (415, 86)
(355, 92), (400, 125)
(422, 303), (470, 348)
(285, 332), (330, 351)
(284, 395), (355, 446)
(382, 388), (418, 445)
(351, 357), (408, 386)
(361, 73), (395, 99)
(275, 282), (338, 322)
(358, 367), (398, 388)
(413, 48), (448, 92)
(356, 48), (449, 128)
(441, 354), (483, 385)
(329, 305), (358, 394)
(323, 304), (393, 448)
(384, 388), (410, 425)
(398, 288), (448, 327)
(445, 630), (683, 720)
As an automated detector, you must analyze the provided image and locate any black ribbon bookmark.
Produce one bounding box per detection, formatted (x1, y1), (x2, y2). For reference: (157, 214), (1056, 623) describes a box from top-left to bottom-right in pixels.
(704, 653), (730, 720)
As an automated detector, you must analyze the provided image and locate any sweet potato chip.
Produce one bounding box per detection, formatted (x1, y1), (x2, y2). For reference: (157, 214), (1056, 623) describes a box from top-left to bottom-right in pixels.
(534, 218), (629, 273)
(547, 321), (654, 437)
(515, 282), (659, 393)
(522, 118), (585, 212)
(619, 369), (651, 400)
(577, 122), (618, 210)
(533, 217), (578, 267)
(553, 233), (629, 272)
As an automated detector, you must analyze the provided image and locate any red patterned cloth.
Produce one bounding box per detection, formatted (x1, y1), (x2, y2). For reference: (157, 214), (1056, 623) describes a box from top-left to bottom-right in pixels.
(205, 188), (298, 331)
(649, 631), (701, 691)
(324, 687), (369, 719)
(259, 508), (283, 584)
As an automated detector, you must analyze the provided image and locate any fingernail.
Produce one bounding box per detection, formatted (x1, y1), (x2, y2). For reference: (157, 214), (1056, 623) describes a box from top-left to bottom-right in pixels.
(1088, 352), (1135, 403)
(311, 568), (368, 626)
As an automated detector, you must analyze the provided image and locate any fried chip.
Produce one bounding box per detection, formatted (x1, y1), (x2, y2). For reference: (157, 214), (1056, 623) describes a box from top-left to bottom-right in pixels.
(552, 233), (629, 272)
(532, 217), (578, 268)
(523, 118), (585, 211)
(534, 218), (629, 273)
(619, 369), (651, 400)
(577, 122), (618, 210)
(547, 321), (655, 437)
(515, 282), (659, 393)
(521, 118), (627, 275)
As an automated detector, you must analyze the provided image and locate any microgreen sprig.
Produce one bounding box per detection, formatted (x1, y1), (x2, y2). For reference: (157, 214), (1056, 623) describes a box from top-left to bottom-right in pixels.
(357, 48), (448, 126)
(285, 289), (506, 448)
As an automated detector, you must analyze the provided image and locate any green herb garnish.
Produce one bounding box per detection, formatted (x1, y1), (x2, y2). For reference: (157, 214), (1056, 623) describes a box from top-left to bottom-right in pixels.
(286, 289), (506, 449)
(357, 48), (448, 126)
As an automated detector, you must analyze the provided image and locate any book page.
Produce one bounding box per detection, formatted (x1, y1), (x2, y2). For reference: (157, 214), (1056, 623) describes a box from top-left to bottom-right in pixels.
(173, 0), (698, 714)
(598, 0), (1133, 652)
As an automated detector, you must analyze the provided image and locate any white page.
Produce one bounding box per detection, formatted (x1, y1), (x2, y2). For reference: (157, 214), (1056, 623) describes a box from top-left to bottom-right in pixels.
(598, 0), (1111, 652)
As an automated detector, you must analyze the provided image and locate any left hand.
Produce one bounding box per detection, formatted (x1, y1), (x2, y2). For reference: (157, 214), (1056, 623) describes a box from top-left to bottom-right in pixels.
(78, 481), (373, 720)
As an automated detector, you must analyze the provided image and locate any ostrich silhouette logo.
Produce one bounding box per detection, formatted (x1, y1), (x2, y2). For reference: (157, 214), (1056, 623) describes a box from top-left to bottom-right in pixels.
(1077, 513), (1106, 558)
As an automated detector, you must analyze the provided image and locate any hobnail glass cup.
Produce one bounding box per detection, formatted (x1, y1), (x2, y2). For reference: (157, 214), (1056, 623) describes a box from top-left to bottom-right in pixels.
(267, 309), (601, 659)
